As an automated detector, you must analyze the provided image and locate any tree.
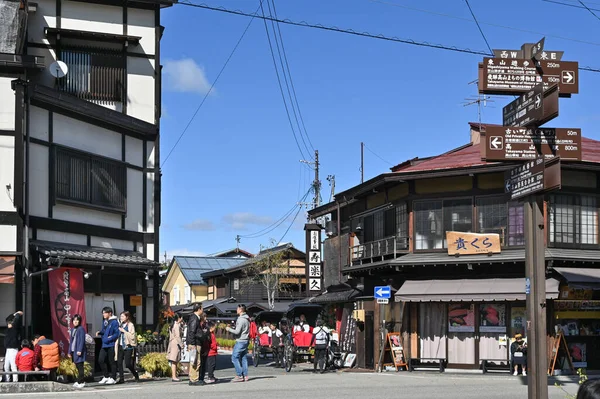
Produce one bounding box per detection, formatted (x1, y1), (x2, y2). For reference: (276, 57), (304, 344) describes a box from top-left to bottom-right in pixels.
(240, 241), (293, 310)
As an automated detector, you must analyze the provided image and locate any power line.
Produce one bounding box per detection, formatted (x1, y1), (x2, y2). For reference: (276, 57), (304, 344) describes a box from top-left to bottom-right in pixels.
(578, 0), (600, 20)
(162, 1), (262, 166)
(270, 0), (316, 153)
(178, 2), (600, 73)
(258, 0), (312, 163)
(464, 0), (493, 54)
(364, 143), (394, 166)
(543, 0), (600, 12)
(370, 0), (600, 47)
(277, 203), (304, 244)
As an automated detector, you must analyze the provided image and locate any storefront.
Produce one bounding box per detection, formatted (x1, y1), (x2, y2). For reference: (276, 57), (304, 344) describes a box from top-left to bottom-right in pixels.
(395, 277), (560, 369)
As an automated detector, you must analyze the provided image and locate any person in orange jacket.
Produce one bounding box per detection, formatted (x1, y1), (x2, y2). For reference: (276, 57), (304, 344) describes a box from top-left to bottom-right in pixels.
(15, 339), (35, 372)
(32, 335), (60, 381)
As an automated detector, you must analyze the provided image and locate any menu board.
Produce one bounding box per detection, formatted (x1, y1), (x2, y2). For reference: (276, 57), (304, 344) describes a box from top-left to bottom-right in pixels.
(339, 305), (357, 353)
(448, 303), (475, 333)
(480, 304), (507, 333)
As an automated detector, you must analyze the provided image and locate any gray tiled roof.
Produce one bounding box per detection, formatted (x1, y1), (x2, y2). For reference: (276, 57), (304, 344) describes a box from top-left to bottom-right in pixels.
(32, 240), (158, 268)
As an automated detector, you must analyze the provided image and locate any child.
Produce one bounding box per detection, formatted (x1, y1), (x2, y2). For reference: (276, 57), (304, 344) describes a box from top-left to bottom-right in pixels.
(68, 314), (87, 389)
(4, 311), (23, 382)
(269, 323), (284, 368)
(198, 314), (211, 383)
(205, 322), (218, 384)
(15, 339), (34, 372)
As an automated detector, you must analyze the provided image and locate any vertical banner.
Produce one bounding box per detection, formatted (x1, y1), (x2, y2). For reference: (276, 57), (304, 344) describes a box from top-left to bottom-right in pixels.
(304, 223), (323, 294)
(48, 268), (87, 356)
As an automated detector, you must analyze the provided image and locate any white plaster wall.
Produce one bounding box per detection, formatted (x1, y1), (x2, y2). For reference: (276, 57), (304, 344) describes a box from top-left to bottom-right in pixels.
(28, 143), (49, 217)
(125, 136), (143, 167)
(146, 141), (155, 169)
(0, 226), (17, 251)
(36, 229), (87, 246)
(0, 284), (15, 327)
(53, 204), (121, 229)
(127, 58), (155, 124)
(125, 169), (143, 231)
(146, 243), (155, 262)
(53, 113), (122, 160)
(27, 0), (56, 43)
(127, 8), (155, 56)
(90, 236), (133, 251)
(61, 1), (122, 34)
(145, 296), (154, 324)
(136, 242), (143, 253)
(0, 136), (15, 212)
(0, 78), (16, 130)
(146, 172), (154, 233)
(29, 106), (50, 141)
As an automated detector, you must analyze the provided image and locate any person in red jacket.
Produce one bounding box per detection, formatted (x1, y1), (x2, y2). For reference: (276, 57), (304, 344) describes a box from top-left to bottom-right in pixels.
(15, 339), (35, 372)
(205, 322), (218, 384)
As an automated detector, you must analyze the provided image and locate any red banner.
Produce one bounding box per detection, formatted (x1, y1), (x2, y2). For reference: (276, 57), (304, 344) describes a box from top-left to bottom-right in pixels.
(48, 268), (87, 356)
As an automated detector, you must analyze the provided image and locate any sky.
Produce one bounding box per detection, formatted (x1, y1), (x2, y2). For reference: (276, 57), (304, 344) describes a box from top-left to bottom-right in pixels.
(157, 0), (600, 260)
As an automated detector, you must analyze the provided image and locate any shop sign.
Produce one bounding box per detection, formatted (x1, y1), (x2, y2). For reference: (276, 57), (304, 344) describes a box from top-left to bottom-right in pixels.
(130, 295), (142, 307)
(448, 303), (475, 332)
(305, 224), (323, 293)
(446, 231), (501, 256)
(511, 307), (526, 336)
(554, 300), (600, 311)
(480, 304), (507, 333)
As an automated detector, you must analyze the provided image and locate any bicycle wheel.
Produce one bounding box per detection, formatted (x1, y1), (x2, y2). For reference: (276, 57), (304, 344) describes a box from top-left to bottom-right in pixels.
(284, 342), (293, 372)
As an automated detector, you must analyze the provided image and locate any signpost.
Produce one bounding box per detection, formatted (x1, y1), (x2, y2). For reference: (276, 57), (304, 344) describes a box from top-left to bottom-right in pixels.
(505, 159), (545, 200)
(502, 84), (558, 127)
(479, 58), (579, 96)
(482, 126), (582, 161)
(530, 37), (545, 60)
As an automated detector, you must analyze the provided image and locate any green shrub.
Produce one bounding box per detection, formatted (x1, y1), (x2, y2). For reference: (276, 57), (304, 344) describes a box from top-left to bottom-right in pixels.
(160, 323), (170, 339)
(57, 357), (92, 378)
(139, 352), (181, 377)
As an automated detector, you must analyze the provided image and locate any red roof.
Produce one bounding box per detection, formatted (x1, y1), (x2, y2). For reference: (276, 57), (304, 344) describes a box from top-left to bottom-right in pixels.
(393, 137), (600, 174)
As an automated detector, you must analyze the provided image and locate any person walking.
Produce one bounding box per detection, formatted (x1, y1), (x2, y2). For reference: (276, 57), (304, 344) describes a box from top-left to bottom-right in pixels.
(167, 314), (183, 382)
(186, 304), (208, 386)
(68, 314), (87, 389)
(115, 311), (139, 383)
(226, 304), (251, 382)
(311, 319), (330, 374)
(3, 310), (23, 382)
(96, 307), (119, 385)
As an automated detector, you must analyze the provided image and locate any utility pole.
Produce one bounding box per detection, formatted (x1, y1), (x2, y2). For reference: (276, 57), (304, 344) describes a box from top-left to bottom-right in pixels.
(326, 175), (335, 203)
(235, 235), (240, 249)
(313, 150), (320, 209)
(360, 142), (364, 183)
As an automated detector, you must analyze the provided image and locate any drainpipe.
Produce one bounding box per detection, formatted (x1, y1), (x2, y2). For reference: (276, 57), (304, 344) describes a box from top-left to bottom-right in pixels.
(337, 201), (341, 283)
(21, 74), (31, 334)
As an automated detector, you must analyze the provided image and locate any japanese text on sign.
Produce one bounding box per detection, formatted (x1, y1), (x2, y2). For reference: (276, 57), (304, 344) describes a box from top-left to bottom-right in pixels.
(446, 231), (501, 256)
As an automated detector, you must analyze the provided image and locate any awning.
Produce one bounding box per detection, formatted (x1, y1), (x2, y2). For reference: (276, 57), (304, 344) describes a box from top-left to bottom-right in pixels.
(394, 278), (560, 302)
(0, 256), (15, 284)
(307, 284), (363, 304)
(553, 267), (600, 289)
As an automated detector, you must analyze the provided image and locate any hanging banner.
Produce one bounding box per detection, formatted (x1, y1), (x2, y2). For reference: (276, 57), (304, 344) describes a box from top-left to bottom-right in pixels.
(48, 268), (87, 356)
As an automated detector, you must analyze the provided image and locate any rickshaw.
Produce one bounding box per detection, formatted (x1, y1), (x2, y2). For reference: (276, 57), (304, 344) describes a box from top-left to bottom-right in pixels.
(252, 310), (285, 367)
(282, 303), (324, 372)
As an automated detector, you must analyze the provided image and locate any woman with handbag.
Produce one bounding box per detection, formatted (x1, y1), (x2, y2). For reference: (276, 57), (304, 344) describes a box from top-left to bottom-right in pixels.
(167, 314), (184, 382)
(115, 311), (139, 383)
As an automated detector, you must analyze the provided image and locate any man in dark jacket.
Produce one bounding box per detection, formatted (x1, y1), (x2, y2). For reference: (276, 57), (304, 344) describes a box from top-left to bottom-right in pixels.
(96, 307), (119, 385)
(4, 311), (23, 382)
(186, 303), (207, 386)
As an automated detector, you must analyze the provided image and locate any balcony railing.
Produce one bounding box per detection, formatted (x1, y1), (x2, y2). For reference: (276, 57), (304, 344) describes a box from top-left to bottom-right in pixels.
(350, 235), (409, 266)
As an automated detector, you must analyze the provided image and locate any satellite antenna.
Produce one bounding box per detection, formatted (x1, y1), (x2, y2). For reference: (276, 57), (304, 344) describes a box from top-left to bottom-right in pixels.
(49, 60), (68, 78)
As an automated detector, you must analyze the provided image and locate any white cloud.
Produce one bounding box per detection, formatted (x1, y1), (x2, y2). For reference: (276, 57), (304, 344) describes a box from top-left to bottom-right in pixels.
(182, 218), (216, 231)
(222, 212), (274, 231)
(163, 58), (212, 95)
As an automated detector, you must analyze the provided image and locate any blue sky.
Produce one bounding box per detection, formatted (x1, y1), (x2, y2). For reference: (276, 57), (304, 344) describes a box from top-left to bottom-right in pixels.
(158, 0), (600, 259)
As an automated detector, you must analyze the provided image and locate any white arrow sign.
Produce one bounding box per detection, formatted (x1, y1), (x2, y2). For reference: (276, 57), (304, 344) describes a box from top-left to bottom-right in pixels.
(535, 94), (542, 109)
(562, 71), (574, 84)
(490, 136), (503, 150)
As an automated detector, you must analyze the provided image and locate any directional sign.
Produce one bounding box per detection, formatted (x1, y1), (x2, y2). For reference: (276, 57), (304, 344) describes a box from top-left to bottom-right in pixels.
(482, 126), (582, 161)
(374, 286), (391, 299)
(493, 48), (563, 61)
(505, 158), (545, 200)
(530, 37), (545, 60)
(502, 84), (559, 127)
(479, 58), (579, 96)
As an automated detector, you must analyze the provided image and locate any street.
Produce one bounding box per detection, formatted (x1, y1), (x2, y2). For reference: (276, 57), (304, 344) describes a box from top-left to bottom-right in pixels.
(0, 355), (582, 398)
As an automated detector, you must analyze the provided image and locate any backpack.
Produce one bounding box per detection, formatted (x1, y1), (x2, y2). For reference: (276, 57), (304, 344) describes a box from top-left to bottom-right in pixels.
(315, 328), (328, 345)
(249, 322), (258, 340)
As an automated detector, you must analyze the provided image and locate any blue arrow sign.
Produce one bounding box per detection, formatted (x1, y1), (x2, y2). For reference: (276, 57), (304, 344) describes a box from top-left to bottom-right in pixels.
(374, 286), (391, 299)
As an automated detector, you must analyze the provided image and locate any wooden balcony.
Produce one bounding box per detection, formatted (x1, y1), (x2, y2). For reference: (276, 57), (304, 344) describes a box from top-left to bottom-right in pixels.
(349, 236), (409, 267)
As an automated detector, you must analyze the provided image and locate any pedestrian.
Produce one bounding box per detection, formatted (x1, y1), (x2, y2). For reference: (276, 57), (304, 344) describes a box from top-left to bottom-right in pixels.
(205, 322), (218, 384)
(32, 335), (60, 381)
(510, 333), (527, 376)
(311, 319), (330, 374)
(115, 311), (139, 384)
(269, 322), (283, 368)
(198, 314), (210, 384)
(3, 310), (23, 382)
(68, 314), (87, 389)
(577, 379), (600, 399)
(96, 306), (119, 385)
(15, 339), (34, 372)
(167, 314), (183, 382)
(186, 303), (208, 386)
(225, 304), (251, 382)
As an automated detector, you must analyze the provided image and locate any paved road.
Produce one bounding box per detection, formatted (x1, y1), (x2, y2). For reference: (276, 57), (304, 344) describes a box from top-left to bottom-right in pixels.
(1, 354), (582, 398)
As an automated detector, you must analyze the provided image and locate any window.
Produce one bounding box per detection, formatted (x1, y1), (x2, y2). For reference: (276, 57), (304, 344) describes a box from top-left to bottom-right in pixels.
(184, 285), (191, 304)
(373, 211), (385, 241)
(172, 285), (180, 305)
(60, 48), (124, 102)
(395, 203), (408, 240)
(414, 199), (473, 250)
(549, 195), (598, 246)
(55, 147), (126, 212)
(476, 197), (524, 246)
(358, 207), (402, 244)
